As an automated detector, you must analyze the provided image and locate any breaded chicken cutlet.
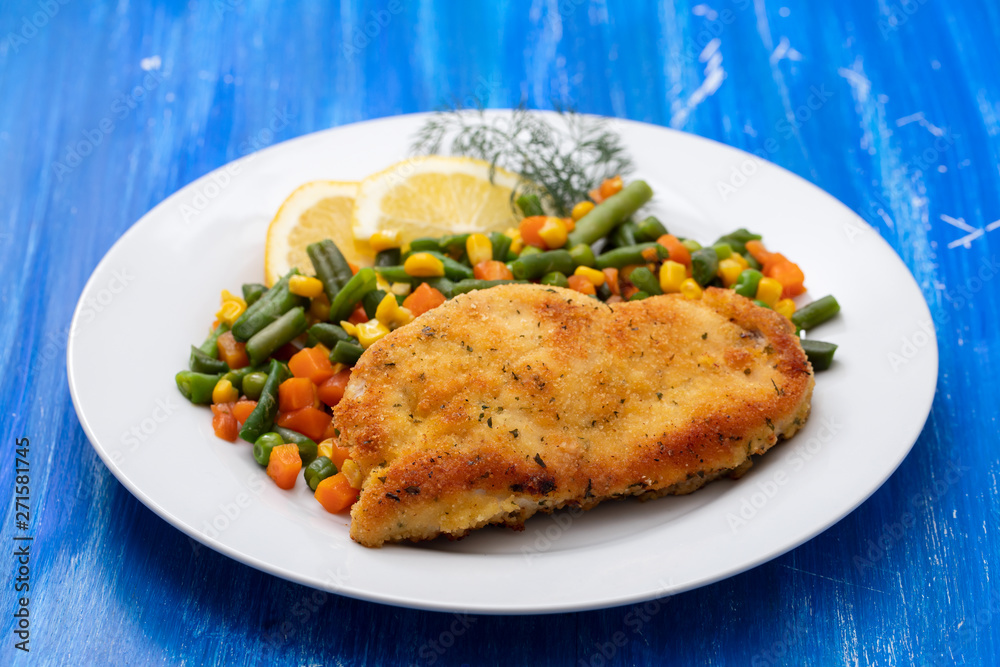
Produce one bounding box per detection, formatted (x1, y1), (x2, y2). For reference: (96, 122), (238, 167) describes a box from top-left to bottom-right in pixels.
(335, 284), (814, 547)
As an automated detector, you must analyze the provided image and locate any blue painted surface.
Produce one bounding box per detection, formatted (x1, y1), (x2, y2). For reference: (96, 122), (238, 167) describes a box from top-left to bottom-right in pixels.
(1, 0), (998, 664)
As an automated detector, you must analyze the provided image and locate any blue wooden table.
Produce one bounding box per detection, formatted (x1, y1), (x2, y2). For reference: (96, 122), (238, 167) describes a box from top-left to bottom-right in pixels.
(2, 1), (998, 664)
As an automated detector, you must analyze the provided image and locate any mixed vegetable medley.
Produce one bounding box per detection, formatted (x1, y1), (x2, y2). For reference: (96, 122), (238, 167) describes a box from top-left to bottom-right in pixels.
(175, 174), (840, 515)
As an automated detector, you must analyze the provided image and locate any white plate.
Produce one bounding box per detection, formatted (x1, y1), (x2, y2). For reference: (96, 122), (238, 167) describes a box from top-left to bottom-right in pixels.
(67, 112), (937, 614)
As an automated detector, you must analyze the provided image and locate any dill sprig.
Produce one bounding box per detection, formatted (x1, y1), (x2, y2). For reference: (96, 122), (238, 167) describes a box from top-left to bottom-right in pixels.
(411, 106), (634, 216)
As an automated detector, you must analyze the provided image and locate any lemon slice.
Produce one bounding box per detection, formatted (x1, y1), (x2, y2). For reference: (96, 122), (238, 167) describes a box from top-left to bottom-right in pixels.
(264, 181), (372, 286)
(352, 156), (523, 243)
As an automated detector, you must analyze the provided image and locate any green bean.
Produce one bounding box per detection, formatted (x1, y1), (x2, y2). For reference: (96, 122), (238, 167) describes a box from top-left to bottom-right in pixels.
(175, 371), (221, 404)
(690, 248), (719, 286)
(635, 216), (668, 242)
(422, 276), (455, 299)
(241, 283), (268, 307)
(791, 296), (841, 331)
(241, 371), (269, 401)
(221, 364), (265, 393)
(273, 426), (318, 465)
(425, 251), (475, 281)
(568, 244), (596, 268)
(189, 346), (228, 374)
(408, 238), (441, 253)
(629, 291), (650, 301)
(452, 279), (527, 295)
(304, 456), (336, 490)
(439, 233), (471, 253)
(744, 253), (761, 270)
(753, 299), (771, 309)
(510, 250), (575, 280)
(253, 432), (283, 466)
(800, 339), (838, 371)
(490, 231), (511, 261)
(713, 228), (761, 255)
(517, 193), (544, 217)
(198, 322), (230, 358)
(567, 180), (654, 247)
(239, 359), (290, 443)
(629, 267), (662, 295)
(374, 265), (412, 283)
(363, 289), (387, 319)
(519, 246), (542, 258)
(540, 271), (569, 288)
(246, 307), (308, 366)
(594, 243), (668, 270)
(329, 268), (377, 324)
(330, 340), (364, 365)
(733, 269), (763, 299)
(375, 248), (401, 267)
(231, 270), (305, 342)
(307, 240), (353, 302)
(307, 323), (352, 349)
(712, 243), (733, 260)
(612, 220), (639, 248)
(596, 283), (612, 301)
(681, 239), (702, 253)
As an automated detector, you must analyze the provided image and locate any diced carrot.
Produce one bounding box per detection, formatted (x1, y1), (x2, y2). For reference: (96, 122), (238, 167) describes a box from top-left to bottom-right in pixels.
(606, 295), (624, 304)
(210, 404), (239, 442)
(276, 407), (332, 442)
(588, 187), (604, 204)
(766, 260), (807, 298)
(266, 443), (302, 489)
(622, 284), (639, 299)
(657, 234), (691, 267)
(317, 369), (352, 408)
(599, 175), (623, 200)
(567, 274), (597, 295)
(216, 331), (249, 369)
(348, 303), (369, 324)
(402, 283), (446, 317)
(314, 473), (359, 513)
(640, 246), (661, 263)
(328, 441), (352, 469)
(519, 216), (548, 249)
(563, 216), (575, 232)
(603, 268), (620, 296)
(321, 419), (339, 442)
(745, 240), (773, 265)
(232, 399), (257, 424)
(348, 262), (359, 275)
(473, 260), (514, 281)
(288, 346), (336, 385)
(620, 264), (642, 281)
(278, 377), (318, 412)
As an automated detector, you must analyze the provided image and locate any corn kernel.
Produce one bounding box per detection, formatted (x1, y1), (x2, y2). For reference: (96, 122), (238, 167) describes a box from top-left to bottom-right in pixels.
(775, 298), (797, 319)
(289, 275), (325, 298)
(539, 217), (568, 249)
(390, 281), (412, 297)
(717, 258), (743, 287)
(731, 253), (749, 270)
(309, 293), (330, 321)
(375, 275), (392, 292)
(563, 216), (575, 232)
(356, 319), (390, 348)
(212, 378), (238, 404)
(341, 459), (363, 489)
(216, 300), (245, 326)
(466, 233), (494, 266)
(312, 343), (330, 357)
(659, 260), (687, 293)
(331, 362), (347, 374)
(404, 252), (445, 277)
(756, 277), (783, 307)
(340, 321), (359, 338)
(509, 233), (525, 255)
(680, 278), (703, 300)
(573, 265), (606, 287)
(375, 293), (414, 329)
(503, 227), (520, 239)
(317, 439), (335, 460)
(370, 230), (402, 253)
(571, 200), (595, 221)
